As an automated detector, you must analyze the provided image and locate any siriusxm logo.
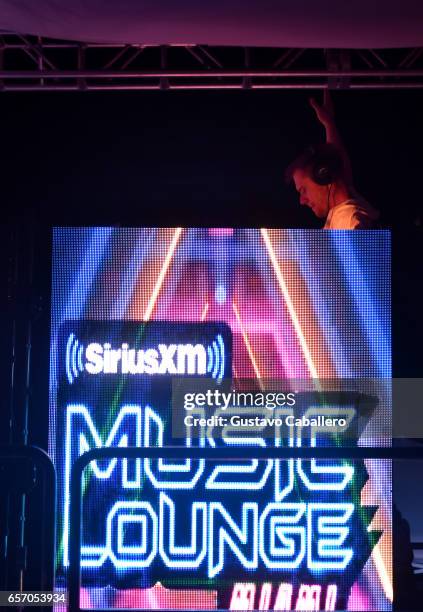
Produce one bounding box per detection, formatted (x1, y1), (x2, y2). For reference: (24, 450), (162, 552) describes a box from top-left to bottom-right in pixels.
(65, 332), (225, 384)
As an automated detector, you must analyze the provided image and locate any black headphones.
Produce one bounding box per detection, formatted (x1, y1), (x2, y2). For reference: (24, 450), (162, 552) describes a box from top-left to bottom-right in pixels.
(307, 144), (343, 186)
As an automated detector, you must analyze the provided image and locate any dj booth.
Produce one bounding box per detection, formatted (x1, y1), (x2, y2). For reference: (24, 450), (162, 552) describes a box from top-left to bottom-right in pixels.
(45, 226), (392, 611)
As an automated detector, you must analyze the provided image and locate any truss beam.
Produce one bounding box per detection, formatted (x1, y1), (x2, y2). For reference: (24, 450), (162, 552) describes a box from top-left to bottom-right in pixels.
(0, 34), (423, 91)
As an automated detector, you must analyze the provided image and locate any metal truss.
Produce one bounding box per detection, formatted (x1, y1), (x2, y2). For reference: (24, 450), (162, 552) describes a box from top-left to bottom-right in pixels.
(1, 33), (423, 91)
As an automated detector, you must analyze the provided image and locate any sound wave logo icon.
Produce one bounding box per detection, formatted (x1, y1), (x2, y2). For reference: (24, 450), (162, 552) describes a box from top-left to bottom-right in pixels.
(207, 334), (225, 382)
(65, 333), (85, 384)
(64, 332), (226, 384)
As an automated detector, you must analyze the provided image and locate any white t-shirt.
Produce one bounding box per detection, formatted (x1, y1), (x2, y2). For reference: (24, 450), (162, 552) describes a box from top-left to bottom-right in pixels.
(323, 199), (379, 230)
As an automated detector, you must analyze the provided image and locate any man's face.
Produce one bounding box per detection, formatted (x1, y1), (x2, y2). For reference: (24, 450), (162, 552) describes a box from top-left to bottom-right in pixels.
(292, 168), (328, 218)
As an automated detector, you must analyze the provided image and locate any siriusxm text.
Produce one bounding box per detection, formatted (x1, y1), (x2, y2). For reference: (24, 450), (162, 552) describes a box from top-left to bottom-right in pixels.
(85, 342), (207, 375)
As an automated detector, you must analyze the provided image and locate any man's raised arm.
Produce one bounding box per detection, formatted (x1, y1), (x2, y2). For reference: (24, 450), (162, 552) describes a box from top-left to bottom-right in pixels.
(309, 90), (353, 186)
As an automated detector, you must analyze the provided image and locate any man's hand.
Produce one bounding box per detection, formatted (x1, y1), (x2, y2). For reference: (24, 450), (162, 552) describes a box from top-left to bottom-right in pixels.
(309, 90), (334, 128)
(309, 90), (354, 184)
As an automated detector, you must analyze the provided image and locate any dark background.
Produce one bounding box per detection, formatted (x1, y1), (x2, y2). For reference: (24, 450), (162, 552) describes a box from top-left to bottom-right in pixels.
(2, 89), (422, 228)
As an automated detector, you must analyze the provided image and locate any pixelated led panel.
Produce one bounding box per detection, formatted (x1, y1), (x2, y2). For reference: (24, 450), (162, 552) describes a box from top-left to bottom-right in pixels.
(50, 228), (391, 611)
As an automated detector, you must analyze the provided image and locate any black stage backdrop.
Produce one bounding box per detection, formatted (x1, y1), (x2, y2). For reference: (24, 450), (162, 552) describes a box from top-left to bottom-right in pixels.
(2, 89), (423, 228)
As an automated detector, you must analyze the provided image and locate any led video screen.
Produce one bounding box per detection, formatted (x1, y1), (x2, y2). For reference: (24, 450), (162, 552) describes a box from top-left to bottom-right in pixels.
(50, 227), (391, 610)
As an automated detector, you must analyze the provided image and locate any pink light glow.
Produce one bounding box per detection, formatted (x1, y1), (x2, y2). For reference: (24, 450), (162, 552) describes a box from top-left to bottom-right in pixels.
(347, 581), (373, 611)
(208, 228), (234, 237)
(113, 585), (216, 609)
